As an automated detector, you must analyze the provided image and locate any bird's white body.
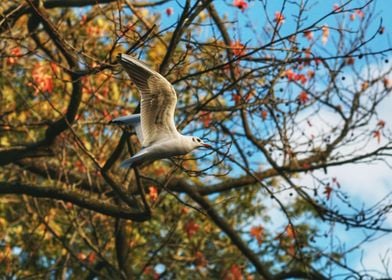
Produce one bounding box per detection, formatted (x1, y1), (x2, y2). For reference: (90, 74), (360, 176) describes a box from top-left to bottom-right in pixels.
(112, 54), (210, 168)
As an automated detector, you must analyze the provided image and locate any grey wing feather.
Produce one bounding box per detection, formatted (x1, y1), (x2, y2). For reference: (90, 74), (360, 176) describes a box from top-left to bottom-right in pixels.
(111, 114), (143, 143)
(118, 54), (179, 146)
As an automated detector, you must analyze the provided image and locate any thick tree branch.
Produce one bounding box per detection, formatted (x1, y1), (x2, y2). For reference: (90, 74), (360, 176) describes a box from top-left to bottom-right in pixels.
(0, 181), (149, 221)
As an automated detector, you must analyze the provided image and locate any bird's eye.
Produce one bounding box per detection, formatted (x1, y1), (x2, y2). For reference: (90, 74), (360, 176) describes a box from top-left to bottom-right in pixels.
(197, 138), (201, 143)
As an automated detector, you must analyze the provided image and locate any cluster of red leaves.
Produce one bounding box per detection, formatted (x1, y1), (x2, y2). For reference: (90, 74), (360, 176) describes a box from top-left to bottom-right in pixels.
(231, 41), (246, 56)
(148, 186), (158, 203)
(250, 225), (264, 245)
(30, 62), (56, 94)
(101, 109), (112, 121)
(284, 69), (308, 84)
(194, 251), (208, 267)
(143, 266), (159, 280)
(86, 25), (102, 36)
(77, 252), (96, 265)
(74, 160), (86, 173)
(233, 0), (248, 12)
(286, 225), (297, 256)
(224, 264), (243, 280)
(298, 91), (310, 104)
(350, 9), (365, 21)
(184, 219), (200, 237)
(373, 120), (386, 144)
(274, 12), (285, 26)
(6, 47), (22, 65)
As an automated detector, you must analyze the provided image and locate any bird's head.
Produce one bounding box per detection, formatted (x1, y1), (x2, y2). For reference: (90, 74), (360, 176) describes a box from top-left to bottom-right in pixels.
(189, 136), (212, 150)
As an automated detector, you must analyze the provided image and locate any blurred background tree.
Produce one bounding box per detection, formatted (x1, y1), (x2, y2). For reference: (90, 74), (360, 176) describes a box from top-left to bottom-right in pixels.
(1, 0), (392, 279)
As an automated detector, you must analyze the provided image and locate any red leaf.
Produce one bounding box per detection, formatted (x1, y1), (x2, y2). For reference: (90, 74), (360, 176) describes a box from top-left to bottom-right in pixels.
(333, 4), (342, 12)
(233, 0), (248, 12)
(323, 184), (333, 200)
(143, 266), (159, 280)
(346, 57), (355, 65)
(373, 130), (381, 143)
(285, 69), (295, 81)
(383, 78), (390, 89)
(261, 110), (268, 121)
(148, 186), (158, 203)
(7, 47), (22, 65)
(303, 30), (313, 41)
(298, 91), (309, 104)
(166, 7), (173, 16)
(200, 111), (212, 127)
(224, 264), (243, 280)
(231, 41), (246, 56)
(355, 9), (365, 19)
(231, 93), (242, 105)
(184, 219), (200, 237)
(195, 251), (208, 267)
(377, 120), (386, 129)
(307, 70), (315, 79)
(31, 63), (54, 94)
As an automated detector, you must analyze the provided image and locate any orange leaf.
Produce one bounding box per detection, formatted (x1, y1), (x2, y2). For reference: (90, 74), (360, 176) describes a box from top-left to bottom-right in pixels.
(250, 225), (264, 245)
(286, 224), (296, 238)
(231, 41), (246, 56)
(321, 25), (329, 45)
(274, 12), (285, 26)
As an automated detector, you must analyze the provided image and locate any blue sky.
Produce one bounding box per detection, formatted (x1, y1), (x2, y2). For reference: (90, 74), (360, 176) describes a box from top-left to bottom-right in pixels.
(148, 0), (392, 277)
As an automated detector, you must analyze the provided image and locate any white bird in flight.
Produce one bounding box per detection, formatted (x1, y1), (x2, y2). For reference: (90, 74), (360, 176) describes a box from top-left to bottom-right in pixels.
(112, 54), (211, 168)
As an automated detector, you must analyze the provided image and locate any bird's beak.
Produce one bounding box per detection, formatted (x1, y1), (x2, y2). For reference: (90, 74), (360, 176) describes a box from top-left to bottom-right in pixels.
(203, 143), (212, 148)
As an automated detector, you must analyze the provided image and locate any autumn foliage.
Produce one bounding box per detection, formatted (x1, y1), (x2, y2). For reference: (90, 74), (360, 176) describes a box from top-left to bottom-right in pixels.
(1, 0), (392, 279)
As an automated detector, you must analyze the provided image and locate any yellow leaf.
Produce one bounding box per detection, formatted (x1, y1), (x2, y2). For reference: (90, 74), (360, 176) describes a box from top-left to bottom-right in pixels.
(0, 137), (10, 147)
(111, 82), (120, 101)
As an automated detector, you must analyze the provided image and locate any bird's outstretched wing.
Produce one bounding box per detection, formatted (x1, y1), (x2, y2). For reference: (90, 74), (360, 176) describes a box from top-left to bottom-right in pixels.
(118, 54), (179, 146)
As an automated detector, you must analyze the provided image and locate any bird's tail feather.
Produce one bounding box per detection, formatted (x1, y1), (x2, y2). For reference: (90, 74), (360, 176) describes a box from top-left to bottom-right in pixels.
(120, 148), (150, 168)
(120, 157), (138, 168)
(111, 114), (143, 143)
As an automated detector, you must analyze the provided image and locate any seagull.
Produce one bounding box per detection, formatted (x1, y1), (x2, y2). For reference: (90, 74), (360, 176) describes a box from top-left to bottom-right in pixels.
(112, 54), (211, 168)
